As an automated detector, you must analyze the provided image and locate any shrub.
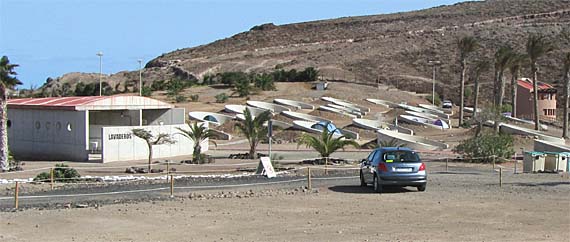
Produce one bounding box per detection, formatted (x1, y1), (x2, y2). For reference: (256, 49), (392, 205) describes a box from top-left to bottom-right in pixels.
(190, 94), (199, 102)
(141, 86), (152, 97)
(151, 80), (167, 91)
(220, 72), (249, 86)
(215, 93), (229, 103)
(254, 73), (276, 91)
(501, 104), (512, 113)
(234, 78), (252, 97)
(454, 133), (514, 163)
(34, 163), (81, 182)
(175, 95), (187, 103)
(426, 93), (442, 106)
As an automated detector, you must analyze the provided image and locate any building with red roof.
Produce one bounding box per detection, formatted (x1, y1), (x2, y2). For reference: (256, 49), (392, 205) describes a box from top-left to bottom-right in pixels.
(516, 78), (557, 121)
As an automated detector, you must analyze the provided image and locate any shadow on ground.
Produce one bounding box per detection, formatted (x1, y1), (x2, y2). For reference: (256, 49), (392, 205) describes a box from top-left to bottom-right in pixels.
(510, 181), (570, 187)
(328, 185), (416, 194)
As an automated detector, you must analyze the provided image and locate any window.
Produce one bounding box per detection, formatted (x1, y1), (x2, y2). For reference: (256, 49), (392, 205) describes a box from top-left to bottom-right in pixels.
(66, 122), (72, 132)
(7, 120), (11, 128)
(381, 150), (420, 163)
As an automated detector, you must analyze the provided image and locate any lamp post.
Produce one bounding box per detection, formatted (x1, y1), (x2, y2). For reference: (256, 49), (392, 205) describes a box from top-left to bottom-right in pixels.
(138, 59), (143, 96)
(428, 60), (441, 106)
(96, 52), (104, 96)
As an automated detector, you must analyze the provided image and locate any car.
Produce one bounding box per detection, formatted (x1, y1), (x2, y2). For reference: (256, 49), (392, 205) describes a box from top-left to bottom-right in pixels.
(359, 147), (427, 193)
(442, 100), (453, 109)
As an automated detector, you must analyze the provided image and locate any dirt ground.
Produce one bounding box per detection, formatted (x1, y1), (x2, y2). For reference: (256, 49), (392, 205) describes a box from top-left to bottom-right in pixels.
(1, 162), (569, 242)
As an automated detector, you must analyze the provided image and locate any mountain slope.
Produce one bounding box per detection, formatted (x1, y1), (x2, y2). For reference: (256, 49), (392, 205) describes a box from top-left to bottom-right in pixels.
(39, 0), (570, 103)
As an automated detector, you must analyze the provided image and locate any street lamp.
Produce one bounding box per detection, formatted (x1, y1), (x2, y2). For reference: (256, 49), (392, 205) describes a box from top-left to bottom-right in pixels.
(96, 52), (104, 96)
(138, 59), (143, 96)
(428, 60), (441, 106)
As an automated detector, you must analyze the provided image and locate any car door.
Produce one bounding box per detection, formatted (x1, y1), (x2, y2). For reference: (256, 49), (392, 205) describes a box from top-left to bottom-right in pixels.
(362, 150), (377, 183)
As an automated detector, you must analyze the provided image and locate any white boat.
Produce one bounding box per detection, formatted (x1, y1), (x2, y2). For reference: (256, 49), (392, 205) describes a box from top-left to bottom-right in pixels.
(246, 101), (290, 113)
(463, 107), (481, 113)
(352, 118), (414, 135)
(404, 110), (441, 120)
(293, 120), (359, 139)
(321, 96), (370, 113)
(326, 104), (363, 116)
(398, 103), (449, 119)
(399, 115), (451, 130)
(318, 106), (359, 118)
(503, 115), (548, 130)
(224, 105), (269, 117)
(365, 98), (398, 108)
(418, 104), (453, 115)
(534, 139), (570, 152)
(281, 111), (332, 123)
(273, 99), (314, 110)
(499, 123), (564, 144)
(377, 129), (448, 151)
(188, 111), (235, 126)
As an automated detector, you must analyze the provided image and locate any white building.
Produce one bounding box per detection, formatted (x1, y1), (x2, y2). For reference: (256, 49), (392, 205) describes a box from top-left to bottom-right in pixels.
(7, 95), (205, 163)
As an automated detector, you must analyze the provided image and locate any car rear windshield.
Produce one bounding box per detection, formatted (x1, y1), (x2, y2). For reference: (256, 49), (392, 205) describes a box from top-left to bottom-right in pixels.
(382, 150), (420, 163)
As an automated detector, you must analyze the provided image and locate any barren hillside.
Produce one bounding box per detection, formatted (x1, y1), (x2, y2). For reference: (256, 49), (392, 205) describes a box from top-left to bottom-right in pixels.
(39, 0), (570, 103)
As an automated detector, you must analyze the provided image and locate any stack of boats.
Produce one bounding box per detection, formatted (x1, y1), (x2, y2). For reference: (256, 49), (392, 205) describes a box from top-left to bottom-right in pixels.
(396, 103), (451, 130)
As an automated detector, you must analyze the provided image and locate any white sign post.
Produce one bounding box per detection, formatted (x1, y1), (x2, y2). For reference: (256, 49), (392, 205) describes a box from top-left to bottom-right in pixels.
(257, 157), (277, 178)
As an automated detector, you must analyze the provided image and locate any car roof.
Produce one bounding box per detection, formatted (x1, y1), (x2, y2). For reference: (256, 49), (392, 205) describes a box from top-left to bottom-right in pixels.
(375, 147), (414, 152)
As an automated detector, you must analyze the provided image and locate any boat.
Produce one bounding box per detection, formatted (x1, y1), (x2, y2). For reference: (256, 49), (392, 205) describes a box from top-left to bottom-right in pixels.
(273, 99), (314, 110)
(188, 111), (235, 126)
(292, 120), (359, 139)
(404, 110), (442, 120)
(503, 115), (548, 130)
(246, 101), (291, 113)
(463, 107), (481, 113)
(365, 98), (398, 108)
(281, 111), (332, 123)
(377, 129), (448, 151)
(399, 115), (451, 130)
(352, 118), (414, 135)
(534, 139), (570, 152)
(418, 104), (453, 115)
(499, 123), (564, 144)
(224, 105), (269, 117)
(318, 106), (359, 118)
(397, 103), (449, 119)
(321, 96), (370, 113)
(326, 103), (364, 116)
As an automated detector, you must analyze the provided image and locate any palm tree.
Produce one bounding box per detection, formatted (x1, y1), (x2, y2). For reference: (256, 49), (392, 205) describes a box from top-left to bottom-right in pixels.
(132, 129), (174, 172)
(297, 128), (359, 165)
(235, 109), (272, 159)
(470, 60), (490, 119)
(176, 122), (217, 163)
(508, 53), (527, 118)
(526, 34), (554, 130)
(0, 56), (21, 171)
(378, 138), (406, 148)
(494, 45), (514, 108)
(562, 52), (570, 138)
(457, 36), (479, 127)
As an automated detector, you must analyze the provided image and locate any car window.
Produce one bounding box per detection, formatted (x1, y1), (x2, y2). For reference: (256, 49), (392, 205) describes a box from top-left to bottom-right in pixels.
(371, 150), (382, 164)
(366, 150), (376, 162)
(382, 150), (420, 163)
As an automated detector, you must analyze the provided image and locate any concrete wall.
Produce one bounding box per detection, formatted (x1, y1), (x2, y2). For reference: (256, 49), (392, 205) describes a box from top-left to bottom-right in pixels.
(101, 123), (208, 163)
(143, 108), (185, 125)
(7, 109), (89, 161)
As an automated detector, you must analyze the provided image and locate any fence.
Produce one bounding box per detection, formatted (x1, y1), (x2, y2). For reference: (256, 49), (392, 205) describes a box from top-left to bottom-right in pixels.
(0, 154), (518, 210)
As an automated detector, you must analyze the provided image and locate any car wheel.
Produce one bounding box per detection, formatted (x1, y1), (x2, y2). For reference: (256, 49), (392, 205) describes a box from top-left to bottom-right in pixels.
(373, 175), (383, 194)
(360, 171), (367, 187)
(417, 184), (427, 192)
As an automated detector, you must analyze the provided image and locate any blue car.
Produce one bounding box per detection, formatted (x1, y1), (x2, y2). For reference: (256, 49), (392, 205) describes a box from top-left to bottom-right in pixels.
(360, 147), (427, 193)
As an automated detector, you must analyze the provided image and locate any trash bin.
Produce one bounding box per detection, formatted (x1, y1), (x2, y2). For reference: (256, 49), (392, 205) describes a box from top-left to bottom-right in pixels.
(523, 152), (545, 173)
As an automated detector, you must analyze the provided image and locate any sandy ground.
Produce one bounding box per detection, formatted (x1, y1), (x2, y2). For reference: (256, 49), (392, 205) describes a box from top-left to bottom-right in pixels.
(1, 162), (569, 242)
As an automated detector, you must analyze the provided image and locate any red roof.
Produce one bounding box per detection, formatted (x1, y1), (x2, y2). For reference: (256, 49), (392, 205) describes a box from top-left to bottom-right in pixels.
(517, 78), (554, 92)
(8, 96), (173, 111)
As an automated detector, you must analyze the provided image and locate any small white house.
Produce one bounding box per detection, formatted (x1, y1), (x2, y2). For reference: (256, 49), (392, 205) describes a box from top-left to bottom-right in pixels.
(7, 95), (206, 163)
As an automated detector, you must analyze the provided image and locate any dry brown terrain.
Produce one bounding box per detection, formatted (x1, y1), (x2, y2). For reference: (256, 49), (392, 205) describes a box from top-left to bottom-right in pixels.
(1, 162), (569, 242)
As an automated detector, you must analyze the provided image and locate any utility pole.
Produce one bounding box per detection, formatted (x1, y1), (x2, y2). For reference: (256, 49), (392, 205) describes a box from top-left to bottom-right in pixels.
(138, 59), (143, 96)
(96, 52), (104, 96)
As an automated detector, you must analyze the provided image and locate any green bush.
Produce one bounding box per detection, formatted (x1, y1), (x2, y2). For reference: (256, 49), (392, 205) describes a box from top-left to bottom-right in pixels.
(215, 93), (229, 103)
(141, 86), (152, 97)
(426, 93), (442, 106)
(175, 95), (187, 103)
(254, 73), (276, 91)
(501, 104), (512, 113)
(453, 133), (514, 163)
(234, 79), (252, 97)
(34, 163), (81, 183)
(190, 94), (199, 102)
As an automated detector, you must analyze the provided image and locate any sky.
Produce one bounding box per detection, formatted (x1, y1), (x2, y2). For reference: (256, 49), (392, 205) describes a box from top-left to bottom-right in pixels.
(1, 0), (468, 88)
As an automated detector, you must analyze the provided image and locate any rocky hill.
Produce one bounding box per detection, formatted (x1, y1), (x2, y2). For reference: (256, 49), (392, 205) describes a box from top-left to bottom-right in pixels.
(38, 0), (570, 103)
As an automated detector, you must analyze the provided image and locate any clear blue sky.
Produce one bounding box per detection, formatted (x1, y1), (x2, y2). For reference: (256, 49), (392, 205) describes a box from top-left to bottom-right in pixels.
(1, 0), (468, 88)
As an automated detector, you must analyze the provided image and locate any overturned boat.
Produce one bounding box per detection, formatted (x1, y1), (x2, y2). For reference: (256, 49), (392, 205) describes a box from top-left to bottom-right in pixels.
(188, 111), (235, 126)
(246, 101), (291, 113)
(377, 129), (448, 151)
(224, 104), (270, 117)
(273, 99), (315, 110)
(399, 115), (450, 130)
(318, 105), (359, 118)
(499, 123), (564, 144)
(321, 96), (370, 114)
(352, 118), (414, 135)
(365, 98), (398, 109)
(281, 111), (332, 123)
(292, 120), (359, 139)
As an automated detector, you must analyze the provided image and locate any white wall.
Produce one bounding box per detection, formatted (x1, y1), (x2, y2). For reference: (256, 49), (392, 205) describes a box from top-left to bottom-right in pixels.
(101, 123), (208, 163)
(7, 109), (89, 161)
(143, 108), (185, 125)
